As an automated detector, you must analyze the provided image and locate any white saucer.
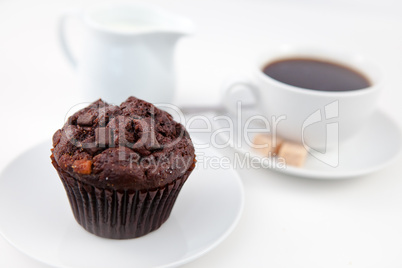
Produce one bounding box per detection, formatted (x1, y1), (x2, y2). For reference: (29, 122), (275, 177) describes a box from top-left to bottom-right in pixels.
(0, 140), (244, 268)
(214, 109), (402, 179)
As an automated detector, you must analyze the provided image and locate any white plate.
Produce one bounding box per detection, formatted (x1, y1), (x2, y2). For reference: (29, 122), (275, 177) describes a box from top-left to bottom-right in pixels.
(0, 140), (244, 268)
(214, 109), (402, 179)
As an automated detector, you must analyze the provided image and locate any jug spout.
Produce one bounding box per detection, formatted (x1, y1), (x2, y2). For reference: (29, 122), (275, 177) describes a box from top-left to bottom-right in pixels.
(157, 11), (195, 37)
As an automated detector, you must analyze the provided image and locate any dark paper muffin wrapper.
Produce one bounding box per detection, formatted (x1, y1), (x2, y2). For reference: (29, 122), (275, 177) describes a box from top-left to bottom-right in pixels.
(55, 168), (189, 239)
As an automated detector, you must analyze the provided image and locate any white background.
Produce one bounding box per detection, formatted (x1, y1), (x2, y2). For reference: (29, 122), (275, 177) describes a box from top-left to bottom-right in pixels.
(1, 0), (402, 267)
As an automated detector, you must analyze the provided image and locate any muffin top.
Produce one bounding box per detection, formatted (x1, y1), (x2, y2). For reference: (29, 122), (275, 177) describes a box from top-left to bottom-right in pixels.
(51, 97), (195, 190)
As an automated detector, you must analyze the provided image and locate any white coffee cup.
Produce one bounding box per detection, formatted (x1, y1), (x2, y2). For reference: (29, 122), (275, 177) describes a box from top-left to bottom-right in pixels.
(59, 3), (194, 104)
(222, 46), (383, 150)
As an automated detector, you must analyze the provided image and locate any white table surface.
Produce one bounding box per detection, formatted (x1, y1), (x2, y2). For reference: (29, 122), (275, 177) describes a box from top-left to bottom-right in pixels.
(1, 0), (402, 267)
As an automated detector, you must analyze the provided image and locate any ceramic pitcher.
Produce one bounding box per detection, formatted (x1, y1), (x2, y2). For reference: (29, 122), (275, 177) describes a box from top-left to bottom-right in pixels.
(59, 3), (194, 104)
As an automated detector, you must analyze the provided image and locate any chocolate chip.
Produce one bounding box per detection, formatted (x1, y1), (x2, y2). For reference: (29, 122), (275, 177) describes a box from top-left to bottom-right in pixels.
(77, 112), (96, 126)
(106, 105), (121, 115)
(81, 136), (100, 155)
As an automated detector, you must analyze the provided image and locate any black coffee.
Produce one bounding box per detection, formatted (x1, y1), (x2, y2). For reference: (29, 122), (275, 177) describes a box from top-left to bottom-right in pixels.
(262, 58), (371, 91)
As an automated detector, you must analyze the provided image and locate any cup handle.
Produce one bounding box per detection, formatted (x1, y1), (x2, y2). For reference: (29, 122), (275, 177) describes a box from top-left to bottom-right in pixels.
(221, 78), (260, 114)
(58, 10), (82, 69)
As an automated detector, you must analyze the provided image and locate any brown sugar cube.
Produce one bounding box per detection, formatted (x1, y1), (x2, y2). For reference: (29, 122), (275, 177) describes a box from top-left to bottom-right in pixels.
(252, 134), (283, 156)
(277, 142), (307, 167)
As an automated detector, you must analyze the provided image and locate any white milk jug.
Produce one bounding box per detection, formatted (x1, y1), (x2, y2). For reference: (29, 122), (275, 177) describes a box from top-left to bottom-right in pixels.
(59, 3), (194, 104)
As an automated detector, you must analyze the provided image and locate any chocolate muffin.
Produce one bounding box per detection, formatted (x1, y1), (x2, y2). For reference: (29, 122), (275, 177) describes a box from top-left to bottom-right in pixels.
(51, 97), (196, 239)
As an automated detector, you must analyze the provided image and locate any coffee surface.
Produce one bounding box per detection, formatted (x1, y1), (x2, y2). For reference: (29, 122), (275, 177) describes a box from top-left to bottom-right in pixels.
(263, 58), (371, 91)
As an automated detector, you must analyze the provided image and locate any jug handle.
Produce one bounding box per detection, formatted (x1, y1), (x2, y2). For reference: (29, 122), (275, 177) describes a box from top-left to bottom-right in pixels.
(58, 9), (82, 69)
